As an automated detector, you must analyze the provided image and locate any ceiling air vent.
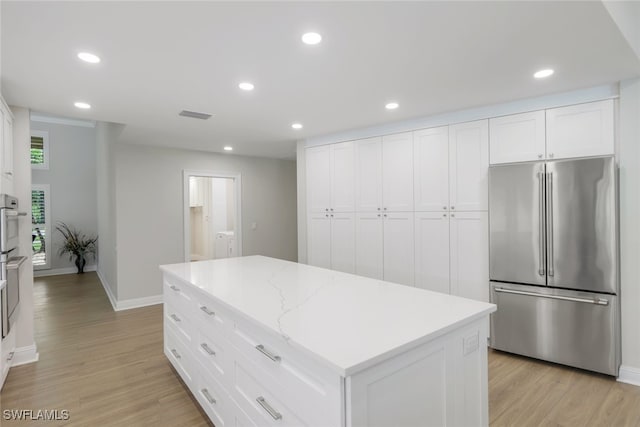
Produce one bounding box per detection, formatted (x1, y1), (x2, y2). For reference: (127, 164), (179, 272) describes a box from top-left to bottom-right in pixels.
(179, 110), (212, 120)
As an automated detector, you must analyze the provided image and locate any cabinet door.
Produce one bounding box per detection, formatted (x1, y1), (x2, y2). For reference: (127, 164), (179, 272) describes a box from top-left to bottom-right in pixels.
(382, 132), (413, 212)
(331, 142), (355, 212)
(450, 212), (488, 302)
(414, 127), (449, 212)
(307, 213), (331, 269)
(449, 120), (488, 212)
(355, 213), (383, 280)
(355, 137), (383, 212)
(546, 99), (614, 159)
(383, 212), (414, 286)
(415, 212), (450, 294)
(3, 114), (12, 181)
(306, 145), (331, 213)
(489, 110), (545, 164)
(331, 213), (355, 274)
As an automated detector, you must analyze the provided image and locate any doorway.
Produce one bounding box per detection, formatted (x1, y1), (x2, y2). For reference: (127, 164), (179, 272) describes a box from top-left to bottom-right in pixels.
(183, 171), (242, 262)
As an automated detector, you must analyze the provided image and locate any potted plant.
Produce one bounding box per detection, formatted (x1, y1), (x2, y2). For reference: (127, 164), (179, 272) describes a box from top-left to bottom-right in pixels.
(56, 222), (98, 273)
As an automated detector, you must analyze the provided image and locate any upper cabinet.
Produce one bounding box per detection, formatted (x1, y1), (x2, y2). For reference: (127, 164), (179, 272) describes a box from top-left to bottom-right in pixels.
(330, 142), (355, 212)
(490, 100), (614, 165)
(307, 141), (355, 213)
(449, 120), (489, 211)
(0, 101), (14, 195)
(306, 145), (331, 213)
(546, 99), (614, 160)
(489, 111), (545, 164)
(414, 126), (449, 212)
(355, 137), (383, 212)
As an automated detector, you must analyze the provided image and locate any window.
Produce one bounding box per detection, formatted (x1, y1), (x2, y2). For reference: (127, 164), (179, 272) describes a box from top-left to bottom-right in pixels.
(32, 185), (51, 269)
(31, 130), (49, 169)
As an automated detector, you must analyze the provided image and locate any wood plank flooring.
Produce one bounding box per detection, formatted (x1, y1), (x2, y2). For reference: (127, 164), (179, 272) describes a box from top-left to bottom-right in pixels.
(1, 272), (639, 426)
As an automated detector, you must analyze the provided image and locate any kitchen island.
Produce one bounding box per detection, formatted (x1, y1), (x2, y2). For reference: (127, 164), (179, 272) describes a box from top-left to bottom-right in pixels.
(160, 255), (496, 427)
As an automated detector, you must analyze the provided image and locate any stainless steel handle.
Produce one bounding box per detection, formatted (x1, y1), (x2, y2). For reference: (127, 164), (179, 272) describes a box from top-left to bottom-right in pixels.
(537, 172), (545, 276)
(7, 351), (14, 361)
(171, 349), (181, 359)
(17, 212), (27, 216)
(255, 344), (281, 362)
(201, 388), (216, 405)
(451, 206), (455, 210)
(256, 396), (282, 420)
(547, 172), (554, 277)
(383, 207), (387, 211)
(170, 314), (181, 322)
(443, 206), (447, 210)
(494, 287), (609, 306)
(6, 172), (12, 176)
(200, 343), (216, 356)
(200, 306), (215, 316)
(169, 285), (180, 292)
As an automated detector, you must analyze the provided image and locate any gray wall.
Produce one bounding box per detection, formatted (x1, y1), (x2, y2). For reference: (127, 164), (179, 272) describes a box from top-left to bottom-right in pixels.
(114, 143), (297, 301)
(31, 121), (98, 270)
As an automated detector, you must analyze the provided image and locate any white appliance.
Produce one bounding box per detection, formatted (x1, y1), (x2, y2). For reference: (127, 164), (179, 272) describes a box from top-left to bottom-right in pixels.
(215, 231), (235, 259)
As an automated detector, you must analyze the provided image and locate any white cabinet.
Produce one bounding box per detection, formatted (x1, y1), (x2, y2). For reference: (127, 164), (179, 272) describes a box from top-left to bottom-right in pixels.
(415, 212), (450, 294)
(489, 111), (545, 164)
(308, 213), (355, 273)
(414, 126), (449, 212)
(330, 142), (355, 212)
(306, 145), (331, 213)
(546, 99), (614, 159)
(307, 142), (355, 213)
(1, 326), (16, 389)
(450, 212), (489, 302)
(355, 133), (413, 212)
(307, 213), (331, 269)
(449, 120), (489, 212)
(355, 213), (384, 280)
(0, 101), (14, 203)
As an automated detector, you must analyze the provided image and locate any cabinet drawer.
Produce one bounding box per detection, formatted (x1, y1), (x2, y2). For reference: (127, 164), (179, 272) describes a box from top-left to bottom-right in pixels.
(164, 276), (195, 316)
(165, 326), (195, 387)
(231, 320), (341, 425)
(194, 359), (233, 427)
(191, 290), (232, 339)
(194, 327), (232, 386)
(233, 359), (308, 427)
(164, 301), (193, 345)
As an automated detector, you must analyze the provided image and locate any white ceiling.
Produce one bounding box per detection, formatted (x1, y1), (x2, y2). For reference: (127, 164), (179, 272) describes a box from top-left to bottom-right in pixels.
(2, 1), (639, 159)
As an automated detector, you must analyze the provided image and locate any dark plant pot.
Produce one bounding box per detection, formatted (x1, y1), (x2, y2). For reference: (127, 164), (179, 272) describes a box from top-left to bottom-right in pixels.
(75, 255), (86, 274)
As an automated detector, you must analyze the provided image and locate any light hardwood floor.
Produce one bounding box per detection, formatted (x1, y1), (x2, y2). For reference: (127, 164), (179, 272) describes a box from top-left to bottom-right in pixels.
(1, 273), (640, 426)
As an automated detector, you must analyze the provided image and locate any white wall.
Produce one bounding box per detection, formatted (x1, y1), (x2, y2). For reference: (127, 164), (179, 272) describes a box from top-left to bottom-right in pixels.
(31, 120), (97, 270)
(114, 143), (297, 301)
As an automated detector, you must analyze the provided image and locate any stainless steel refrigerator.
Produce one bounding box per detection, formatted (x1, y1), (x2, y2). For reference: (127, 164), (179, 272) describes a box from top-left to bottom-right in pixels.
(489, 156), (619, 376)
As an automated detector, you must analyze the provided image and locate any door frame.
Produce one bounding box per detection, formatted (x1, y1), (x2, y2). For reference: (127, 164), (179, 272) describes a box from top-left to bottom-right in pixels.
(183, 170), (242, 262)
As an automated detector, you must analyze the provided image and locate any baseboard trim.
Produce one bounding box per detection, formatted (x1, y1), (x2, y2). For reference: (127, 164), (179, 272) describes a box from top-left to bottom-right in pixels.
(34, 264), (97, 277)
(11, 344), (39, 367)
(618, 365), (640, 387)
(95, 270), (162, 312)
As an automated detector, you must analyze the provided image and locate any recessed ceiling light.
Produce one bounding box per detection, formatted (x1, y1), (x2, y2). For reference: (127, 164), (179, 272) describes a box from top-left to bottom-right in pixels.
(534, 69), (554, 79)
(302, 32), (322, 45)
(223, 146), (233, 151)
(238, 82), (254, 91)
(292, 123), (303, 130)
(385, 102), (399, 110)
(77, 52), (100, 64)
(74, 102), (91, 109)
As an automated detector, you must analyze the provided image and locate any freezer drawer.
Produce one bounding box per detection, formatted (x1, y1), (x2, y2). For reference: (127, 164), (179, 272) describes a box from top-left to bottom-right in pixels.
(490, 282), (619, 376)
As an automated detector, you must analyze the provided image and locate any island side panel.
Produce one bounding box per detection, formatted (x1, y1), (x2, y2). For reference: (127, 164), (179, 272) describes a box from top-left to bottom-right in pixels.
(345, 316), (489, 427)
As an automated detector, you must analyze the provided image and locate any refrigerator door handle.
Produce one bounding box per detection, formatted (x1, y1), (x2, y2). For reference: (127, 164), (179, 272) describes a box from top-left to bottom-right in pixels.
(538, 171), (545, 276)
(494, 287), (609, 305)
(547, 172), (554, 277)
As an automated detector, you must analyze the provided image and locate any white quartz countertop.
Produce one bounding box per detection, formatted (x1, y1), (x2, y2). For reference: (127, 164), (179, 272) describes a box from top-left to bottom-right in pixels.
(160, 256), (496, 376)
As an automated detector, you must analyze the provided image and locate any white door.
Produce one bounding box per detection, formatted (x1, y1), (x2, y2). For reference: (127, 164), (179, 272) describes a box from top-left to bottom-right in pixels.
(414, 126), (449, 212)
(355, 137), (383, 212)
(415, 212), (450, 294)
(489, 110), (545, 164)
(449, 120), (489, 212)
(307, 213), (331, 269)
(331, 141), (355, 212)
(383, 212), (414, 286)
(382, 132), (413, 212)
(331, 213), (355, 274)
(306, 145), (331, 213)
(355, 213), (383, 280)
(449, 212), (489, 302)
(546, 99), (614, 159)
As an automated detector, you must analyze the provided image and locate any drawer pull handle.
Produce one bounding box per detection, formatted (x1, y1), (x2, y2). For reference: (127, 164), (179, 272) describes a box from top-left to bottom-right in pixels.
(170, 314), (181, 322)
(256, 396), (282, 420)
(200, 343), (216, 356)
(169, 285), (180, 292)
(256, 344), (281, 363)
(200, 306), (215, 316)
(201, 388), (216, 405)
(171, 349), (181, 360)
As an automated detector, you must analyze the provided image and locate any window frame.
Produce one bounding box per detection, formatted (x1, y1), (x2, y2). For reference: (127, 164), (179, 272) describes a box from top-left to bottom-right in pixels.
(32, 184), (51, 270)
(31, 130), (50, 170)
